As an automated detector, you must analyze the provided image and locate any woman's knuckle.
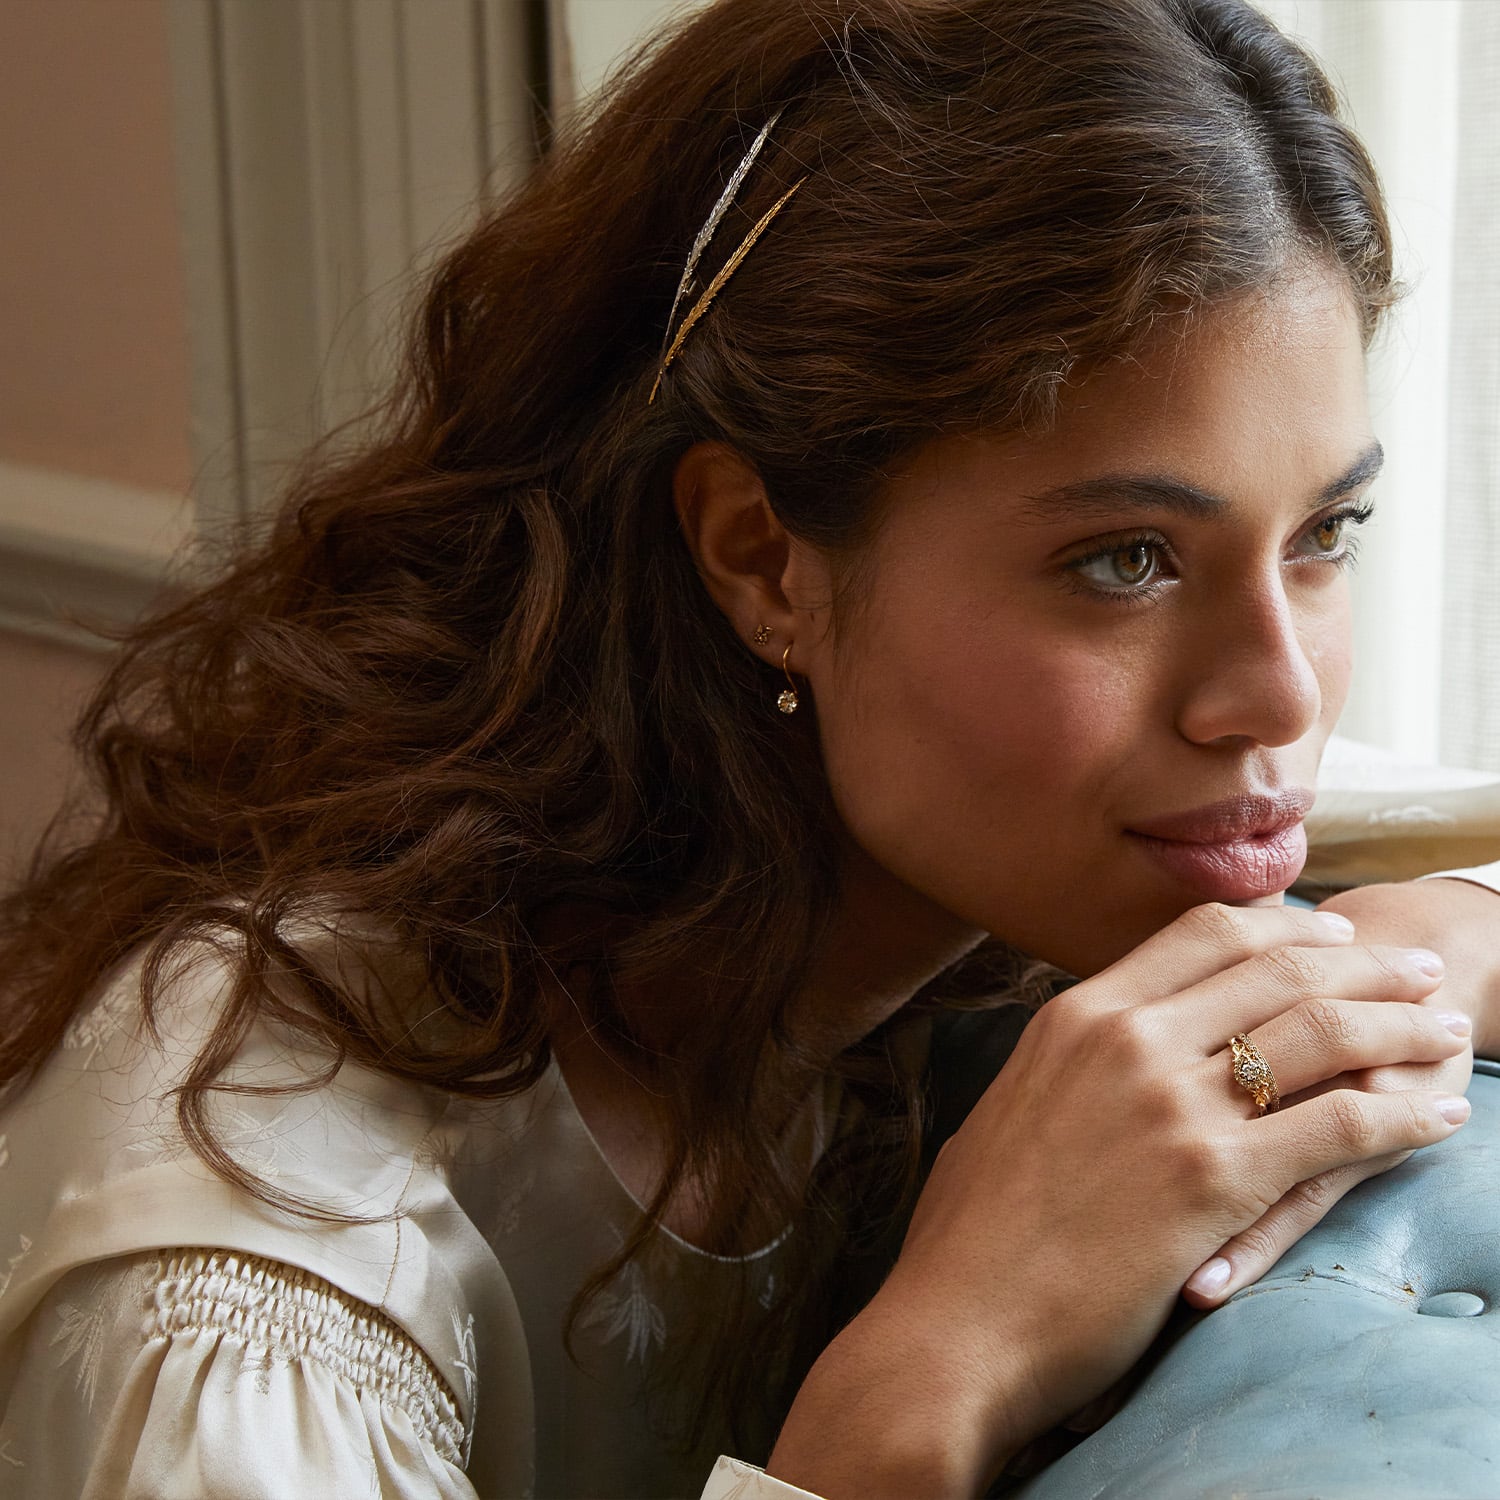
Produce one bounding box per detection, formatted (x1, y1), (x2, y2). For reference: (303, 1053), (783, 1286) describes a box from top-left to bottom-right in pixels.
(1179, 1133), (1237, 1200)
(1230, 1217), (1283, 1265)
(1370, 945), (1419, 990)
(1302, 997), (1358, 1058)
(1183, 901), (1252, 954)
(1042, 986), (1099, 1040)
(1412, 1003), (1449, 1048)
(1257, 944), (1322, 999)
(1355, 1063), (1396, 1094)
(1094, 1002), (1154, 1064)
(1024, 993), (1083, 1058)
(1405, 1093), (1445, 1142)
(1331, 1090), (1380, 1154)
(1286, 1170), (1342, 1219)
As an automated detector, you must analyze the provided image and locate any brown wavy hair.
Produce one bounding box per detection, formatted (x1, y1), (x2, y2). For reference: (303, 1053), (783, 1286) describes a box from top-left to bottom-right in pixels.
(0, 0), (1394, 1454)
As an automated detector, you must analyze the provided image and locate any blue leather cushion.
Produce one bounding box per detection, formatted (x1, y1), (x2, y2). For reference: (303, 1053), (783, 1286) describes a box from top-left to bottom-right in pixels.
(1013, 1057), (1500, 1498)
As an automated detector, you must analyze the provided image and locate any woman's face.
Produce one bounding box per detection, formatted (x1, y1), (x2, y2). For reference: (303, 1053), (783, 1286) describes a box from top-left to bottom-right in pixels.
(789, 267), (1377, 978)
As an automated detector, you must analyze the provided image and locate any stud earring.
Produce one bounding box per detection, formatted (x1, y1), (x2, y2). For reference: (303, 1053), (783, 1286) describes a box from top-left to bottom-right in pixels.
(753, 624), (773, 645)
(777, 643), (799, 714)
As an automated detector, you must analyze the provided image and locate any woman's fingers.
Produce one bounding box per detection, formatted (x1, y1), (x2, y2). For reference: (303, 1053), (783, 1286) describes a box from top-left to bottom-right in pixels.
(1218, 995), (1471, 1105)
(1242, 1084), (1469, 1198)
(1283, 1045), (1473, 1112)
(1170, 941), (1448, 1052)
(1101, 901), (1358, 1002)
(1188, 1076), (1472, 1306)
(1181, 1143), (1431, 1307)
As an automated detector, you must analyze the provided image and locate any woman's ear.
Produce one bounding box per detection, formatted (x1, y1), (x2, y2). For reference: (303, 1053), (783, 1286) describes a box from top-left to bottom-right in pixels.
(673, 442), (800, 654)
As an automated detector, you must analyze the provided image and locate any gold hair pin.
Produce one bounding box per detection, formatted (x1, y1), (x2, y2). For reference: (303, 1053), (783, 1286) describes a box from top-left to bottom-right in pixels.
(649, 111), (805, 404)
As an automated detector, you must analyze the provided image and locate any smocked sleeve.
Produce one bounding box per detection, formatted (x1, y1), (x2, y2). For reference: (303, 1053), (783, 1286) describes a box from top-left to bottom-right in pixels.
(0, 1248), (477, 1499)
(0, 930), (537, 1496)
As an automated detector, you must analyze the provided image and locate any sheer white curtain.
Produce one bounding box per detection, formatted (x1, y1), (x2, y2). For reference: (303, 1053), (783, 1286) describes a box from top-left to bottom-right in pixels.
(1258, 0), (1500, 770)
(1442, 8), (1500, 772)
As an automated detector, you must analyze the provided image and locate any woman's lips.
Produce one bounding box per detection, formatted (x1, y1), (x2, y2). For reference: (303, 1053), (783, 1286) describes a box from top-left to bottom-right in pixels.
(1127, 821), (1308, 902)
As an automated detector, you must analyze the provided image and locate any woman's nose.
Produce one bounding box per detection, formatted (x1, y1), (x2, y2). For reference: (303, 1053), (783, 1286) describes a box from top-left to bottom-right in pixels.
(1174, 576), (1326, 750)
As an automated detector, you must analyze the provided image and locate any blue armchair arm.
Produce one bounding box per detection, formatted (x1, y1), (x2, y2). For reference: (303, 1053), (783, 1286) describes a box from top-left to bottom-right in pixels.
(1013, 1058), (1500, 1498)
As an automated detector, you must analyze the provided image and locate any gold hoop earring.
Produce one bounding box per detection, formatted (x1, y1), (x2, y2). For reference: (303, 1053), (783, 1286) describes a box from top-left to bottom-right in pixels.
(777, 643), (799, 715)
(753, 624), (773, 645)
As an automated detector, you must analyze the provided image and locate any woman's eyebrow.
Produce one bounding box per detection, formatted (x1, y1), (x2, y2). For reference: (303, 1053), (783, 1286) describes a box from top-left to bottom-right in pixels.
(1018, 440), (1386, 522)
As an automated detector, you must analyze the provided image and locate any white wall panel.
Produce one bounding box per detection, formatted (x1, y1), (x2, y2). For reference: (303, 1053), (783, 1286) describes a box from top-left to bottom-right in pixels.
(165, 0), (541, 530)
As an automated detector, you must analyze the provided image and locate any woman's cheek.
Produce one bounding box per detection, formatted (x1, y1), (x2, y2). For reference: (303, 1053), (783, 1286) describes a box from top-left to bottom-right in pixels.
(815, 602), (1151, 874)
(1310, 600), (1355, 723)
(948, 640), (1150, 786)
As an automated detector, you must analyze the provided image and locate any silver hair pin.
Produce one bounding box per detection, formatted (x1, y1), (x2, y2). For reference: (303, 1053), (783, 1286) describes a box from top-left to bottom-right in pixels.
(649, 109), (805, 404)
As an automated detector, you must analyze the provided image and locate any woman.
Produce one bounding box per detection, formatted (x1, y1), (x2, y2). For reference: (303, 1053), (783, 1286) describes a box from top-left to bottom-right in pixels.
(1, 0), (1497, 1495)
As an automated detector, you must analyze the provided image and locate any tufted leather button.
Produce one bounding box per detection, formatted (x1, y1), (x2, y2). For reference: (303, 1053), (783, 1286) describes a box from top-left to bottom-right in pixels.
(1417, 1291), (1486, 1318)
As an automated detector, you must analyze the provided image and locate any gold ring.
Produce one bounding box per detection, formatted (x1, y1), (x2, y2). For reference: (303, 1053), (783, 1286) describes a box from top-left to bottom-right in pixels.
(1229, 1033), (1281, 1116)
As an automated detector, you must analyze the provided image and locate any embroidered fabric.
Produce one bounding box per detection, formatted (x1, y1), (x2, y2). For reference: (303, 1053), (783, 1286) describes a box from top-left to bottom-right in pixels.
(151, 1248), (467, 1467)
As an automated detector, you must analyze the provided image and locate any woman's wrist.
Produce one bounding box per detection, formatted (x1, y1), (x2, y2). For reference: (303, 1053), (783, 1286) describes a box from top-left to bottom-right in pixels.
(768, 1291), (1029, 1500)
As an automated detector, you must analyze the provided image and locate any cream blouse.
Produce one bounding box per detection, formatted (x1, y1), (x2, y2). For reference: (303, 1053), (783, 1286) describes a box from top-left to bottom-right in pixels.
(0, 736), (1497, 1500)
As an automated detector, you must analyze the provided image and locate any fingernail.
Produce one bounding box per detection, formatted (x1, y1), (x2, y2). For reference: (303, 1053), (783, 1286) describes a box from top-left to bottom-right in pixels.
(1436, 1096), (1471, 1125)
(1436, 1010), (1472, 1037)
(1187, 1257), (1232, 1297)
(1314, 912), (1355, 938)
(1406, 948), (1445, 978)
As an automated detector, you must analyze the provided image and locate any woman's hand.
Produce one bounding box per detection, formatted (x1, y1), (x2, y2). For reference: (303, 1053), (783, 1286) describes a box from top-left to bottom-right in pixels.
(1320, 878), (1500, 1057)
(1182, 876), (1499, 1308)
(768, 902), (1471, 1500)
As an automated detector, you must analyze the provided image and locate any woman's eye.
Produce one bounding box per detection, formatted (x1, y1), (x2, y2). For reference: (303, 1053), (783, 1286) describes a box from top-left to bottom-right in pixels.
(1074, 541), (1163, 591)
(1301, 514), (1348, 555)
(1292, 504), (1372, 562)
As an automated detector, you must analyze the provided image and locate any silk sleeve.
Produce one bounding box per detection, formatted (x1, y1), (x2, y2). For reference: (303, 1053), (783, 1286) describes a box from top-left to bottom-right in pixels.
(1305, 733), (1500, 889)
(700, 1456), (827, 1499)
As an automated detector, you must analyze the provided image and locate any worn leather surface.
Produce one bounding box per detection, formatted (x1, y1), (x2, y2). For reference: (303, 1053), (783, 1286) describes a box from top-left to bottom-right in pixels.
(1013, 1057), (1500, 1498)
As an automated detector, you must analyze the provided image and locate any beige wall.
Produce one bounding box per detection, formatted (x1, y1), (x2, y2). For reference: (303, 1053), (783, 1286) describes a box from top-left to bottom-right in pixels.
(0, 0), (188, 881)
(0, 0), (191, 493)
(0, 630), (103, 883)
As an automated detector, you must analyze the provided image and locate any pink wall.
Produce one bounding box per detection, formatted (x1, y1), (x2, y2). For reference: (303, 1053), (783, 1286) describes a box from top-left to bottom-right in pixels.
(0, 631), (104, 882)
(0, 0), (192, 494)
(0, 0), (187, 883)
